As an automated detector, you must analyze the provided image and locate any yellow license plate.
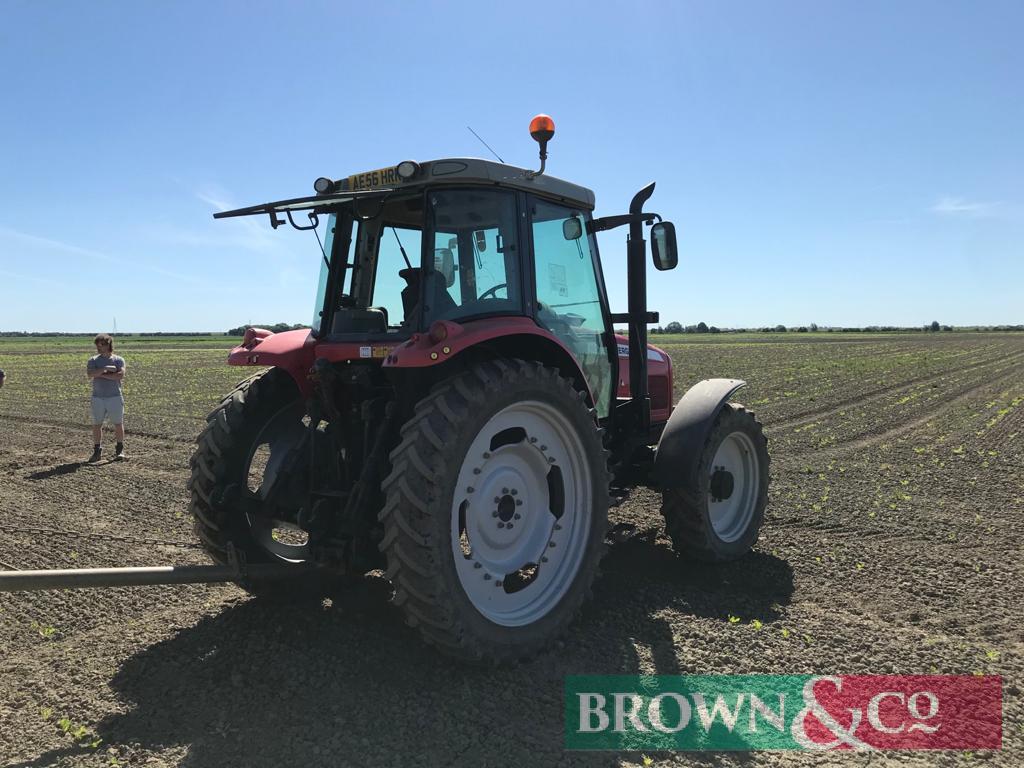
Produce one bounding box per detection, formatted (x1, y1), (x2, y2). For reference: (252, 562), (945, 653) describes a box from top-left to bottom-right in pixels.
(347, 166), (401, 191)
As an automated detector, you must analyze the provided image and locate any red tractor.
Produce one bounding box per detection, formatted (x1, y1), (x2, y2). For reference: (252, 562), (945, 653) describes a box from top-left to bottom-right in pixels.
(191, 116), (769, 662)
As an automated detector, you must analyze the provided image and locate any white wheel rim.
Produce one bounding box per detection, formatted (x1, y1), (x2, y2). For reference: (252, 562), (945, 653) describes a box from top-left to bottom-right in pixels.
(708, 431), (759, 543)
(450, 400), (593, 627)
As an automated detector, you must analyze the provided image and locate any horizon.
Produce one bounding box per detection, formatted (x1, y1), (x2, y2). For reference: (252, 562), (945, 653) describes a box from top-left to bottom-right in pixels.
(1, 1), (1021, 331)
(3, 323), (1024, 337)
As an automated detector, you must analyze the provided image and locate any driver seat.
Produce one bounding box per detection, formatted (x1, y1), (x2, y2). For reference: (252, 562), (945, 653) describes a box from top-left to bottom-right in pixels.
(399, 268), (457, 326)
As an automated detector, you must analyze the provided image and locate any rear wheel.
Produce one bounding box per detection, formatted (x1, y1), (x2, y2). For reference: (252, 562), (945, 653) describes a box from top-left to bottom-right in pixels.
(661, 403), (769, 562)
(379, 359), (609, 663)
(188, 368), (340, 597)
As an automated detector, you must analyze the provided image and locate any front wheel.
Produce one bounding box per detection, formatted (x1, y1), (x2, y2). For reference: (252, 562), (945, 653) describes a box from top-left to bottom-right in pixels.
(379, 359), (610, 663)
(188, 368), (341, 597)
(661, 403), (769, 562)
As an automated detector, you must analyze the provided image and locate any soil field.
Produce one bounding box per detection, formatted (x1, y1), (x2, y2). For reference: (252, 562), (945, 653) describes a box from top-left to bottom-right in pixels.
(0, 333), (1022, 767)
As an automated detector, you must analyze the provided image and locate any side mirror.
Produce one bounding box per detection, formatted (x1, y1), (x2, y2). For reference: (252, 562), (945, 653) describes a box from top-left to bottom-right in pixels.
(473, 230), (487, 252)
(651, 221), (678, 271)
(562, 217), (583, 240)
(434, 248), (456, 287)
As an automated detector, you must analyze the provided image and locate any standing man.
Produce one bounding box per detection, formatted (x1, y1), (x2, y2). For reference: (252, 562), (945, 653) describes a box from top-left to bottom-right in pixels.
(87, 334), (127, 462)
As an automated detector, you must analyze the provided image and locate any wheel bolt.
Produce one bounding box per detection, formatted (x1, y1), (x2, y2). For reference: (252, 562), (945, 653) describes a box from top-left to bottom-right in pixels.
(507, 523), (514, 530)
(548, 541), (556, 548)
(529, 437), (537, 443)
(510, 489), (518, 496)
(515, 499), (522, 506)
(554, 524), (562, 531)
(492, 510), (499, 517)
(540, 445), (547, 451)
(484, 573), (491, 580)
(541, 556), (548, 563)
(494, 496), (501, 503)
(502, 487), (509, 494)
(473, 468), (481, 475)
(497, 522), (505, 529)
(495, 580), (503, 587)
(513, 513), (521, 520)
(483, 452), (491, 459)
(548, 457), (556, 464)
(474, 562), (482, 569)
(467, 486), (474, 493)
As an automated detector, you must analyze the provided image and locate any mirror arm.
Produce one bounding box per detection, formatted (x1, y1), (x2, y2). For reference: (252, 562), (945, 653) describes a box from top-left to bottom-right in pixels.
(285, 210), (320, 231)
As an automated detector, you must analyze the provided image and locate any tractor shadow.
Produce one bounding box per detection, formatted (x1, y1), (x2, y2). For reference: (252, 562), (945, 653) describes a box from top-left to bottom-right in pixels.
(94, 538), (791, 768)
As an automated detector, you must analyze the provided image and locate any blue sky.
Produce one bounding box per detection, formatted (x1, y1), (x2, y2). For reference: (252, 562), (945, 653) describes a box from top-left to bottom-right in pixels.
(0, 0), (1020, 332)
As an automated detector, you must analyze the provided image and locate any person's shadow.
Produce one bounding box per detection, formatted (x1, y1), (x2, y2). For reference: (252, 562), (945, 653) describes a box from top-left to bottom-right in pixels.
(24, 462), (85, 481)
(22, 537), (793, 768)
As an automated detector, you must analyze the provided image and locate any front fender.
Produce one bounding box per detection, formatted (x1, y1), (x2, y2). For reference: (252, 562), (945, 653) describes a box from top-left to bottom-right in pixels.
(652, 378), (746, 488)
(227, 328), (317, 395)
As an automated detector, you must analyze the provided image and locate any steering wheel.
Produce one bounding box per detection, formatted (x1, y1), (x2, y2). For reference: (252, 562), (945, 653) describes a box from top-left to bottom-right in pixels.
(478, 283), (508, 300)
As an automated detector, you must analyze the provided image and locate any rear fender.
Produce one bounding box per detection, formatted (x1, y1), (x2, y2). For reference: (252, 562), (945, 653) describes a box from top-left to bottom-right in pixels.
(386, 318), (595, 407)
(652, 378), (746, 488)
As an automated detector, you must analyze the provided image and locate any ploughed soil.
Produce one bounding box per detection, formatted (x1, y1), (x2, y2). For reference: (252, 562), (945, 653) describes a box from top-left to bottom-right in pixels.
(0, 333), (1021, 767)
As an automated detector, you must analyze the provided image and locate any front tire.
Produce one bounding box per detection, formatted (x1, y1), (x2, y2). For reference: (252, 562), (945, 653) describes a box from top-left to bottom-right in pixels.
(661, 403), (769, 562)
(188, 368), (339, 597)
(379, 359), (610, 663)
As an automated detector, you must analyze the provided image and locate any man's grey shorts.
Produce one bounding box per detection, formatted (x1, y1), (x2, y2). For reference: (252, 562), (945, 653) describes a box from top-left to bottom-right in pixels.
(91, 396), (125, 425)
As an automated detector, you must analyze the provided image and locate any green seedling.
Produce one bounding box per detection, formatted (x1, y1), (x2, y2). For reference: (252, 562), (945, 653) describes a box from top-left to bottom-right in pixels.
(30, 621), (57, 639)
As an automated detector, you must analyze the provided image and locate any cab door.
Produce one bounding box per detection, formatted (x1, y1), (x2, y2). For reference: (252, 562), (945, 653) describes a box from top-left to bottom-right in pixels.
(528, 198), (615, 418)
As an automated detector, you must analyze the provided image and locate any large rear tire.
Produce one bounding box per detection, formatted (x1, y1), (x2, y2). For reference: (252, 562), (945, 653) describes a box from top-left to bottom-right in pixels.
(660, 403), (769, 562)
(379, 359), (610, 663)
(188, 368), (340, 598)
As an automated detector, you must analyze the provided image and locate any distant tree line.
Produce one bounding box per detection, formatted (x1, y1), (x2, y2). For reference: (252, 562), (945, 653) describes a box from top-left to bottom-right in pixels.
(646, 322), (1024, 335)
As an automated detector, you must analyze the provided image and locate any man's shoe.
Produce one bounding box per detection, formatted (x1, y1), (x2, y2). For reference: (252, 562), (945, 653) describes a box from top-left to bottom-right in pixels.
(114, 451), (128, 461)
(88, 449), (101, 463)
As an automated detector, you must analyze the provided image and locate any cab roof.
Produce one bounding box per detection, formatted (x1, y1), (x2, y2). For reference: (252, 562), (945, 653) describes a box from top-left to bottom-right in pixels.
(340, 158), (596, 211)
(214, 157), (596, 224)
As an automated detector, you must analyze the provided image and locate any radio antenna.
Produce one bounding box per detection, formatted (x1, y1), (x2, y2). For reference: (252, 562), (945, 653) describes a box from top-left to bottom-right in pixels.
(467, 126), (504, 163)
